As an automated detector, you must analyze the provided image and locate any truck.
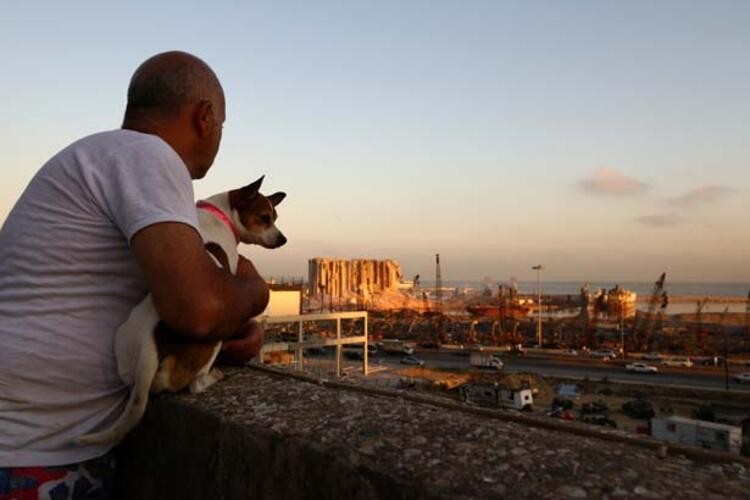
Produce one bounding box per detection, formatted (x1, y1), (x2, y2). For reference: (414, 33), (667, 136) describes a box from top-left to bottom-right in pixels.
(469, 352), (504, 371)
(460, 382), (533, 410)
(380, 339), (414, 356)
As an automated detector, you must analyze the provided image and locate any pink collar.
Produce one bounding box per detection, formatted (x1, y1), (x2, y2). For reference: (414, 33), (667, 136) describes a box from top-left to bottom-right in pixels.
(196, 200), (241, 243)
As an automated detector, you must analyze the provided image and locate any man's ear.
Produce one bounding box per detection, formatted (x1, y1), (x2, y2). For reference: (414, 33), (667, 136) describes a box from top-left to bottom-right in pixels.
(268, 192), (286, 206)
(195, 100), (215, 138)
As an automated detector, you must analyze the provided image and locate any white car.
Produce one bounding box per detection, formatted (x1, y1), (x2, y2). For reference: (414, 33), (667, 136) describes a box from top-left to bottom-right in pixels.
(590, 349), (617, 361)
(734, 372), (750, 384)
(400, 356), (425, 366)
(641, 352), (663, 361)
(662, 357), (693, 368)
(626, 362), (659, 374)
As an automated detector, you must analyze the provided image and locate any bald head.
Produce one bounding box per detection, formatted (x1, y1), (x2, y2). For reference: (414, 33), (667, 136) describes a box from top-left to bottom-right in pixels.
(124, 51), (224, 122)
(122, 51), (227, 179)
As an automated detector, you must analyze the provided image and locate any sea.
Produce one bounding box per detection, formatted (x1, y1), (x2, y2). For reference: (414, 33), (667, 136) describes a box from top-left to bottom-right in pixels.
(427, 280), (749, 298)
(422, 280), (749, 315)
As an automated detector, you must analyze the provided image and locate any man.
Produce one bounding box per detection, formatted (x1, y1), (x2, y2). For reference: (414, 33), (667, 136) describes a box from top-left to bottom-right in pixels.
(0, 51), (268, 498)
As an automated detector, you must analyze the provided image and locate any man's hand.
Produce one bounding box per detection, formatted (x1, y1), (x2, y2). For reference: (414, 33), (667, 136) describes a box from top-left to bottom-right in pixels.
(218, 319), (265, 366)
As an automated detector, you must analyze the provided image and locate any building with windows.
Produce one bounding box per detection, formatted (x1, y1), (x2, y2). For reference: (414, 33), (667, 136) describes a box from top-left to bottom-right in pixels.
(651, 416), (743, 455)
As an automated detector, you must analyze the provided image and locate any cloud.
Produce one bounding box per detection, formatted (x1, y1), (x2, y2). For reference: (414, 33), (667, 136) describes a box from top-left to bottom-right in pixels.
(635, 213), (683, 227)
(579, 168), (648, 196)
(668, 185), (735, 207)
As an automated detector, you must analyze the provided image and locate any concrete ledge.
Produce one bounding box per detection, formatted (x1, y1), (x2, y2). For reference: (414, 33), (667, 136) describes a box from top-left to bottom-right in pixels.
(115, 399), (406, 499)
(115, 367), (750, 499)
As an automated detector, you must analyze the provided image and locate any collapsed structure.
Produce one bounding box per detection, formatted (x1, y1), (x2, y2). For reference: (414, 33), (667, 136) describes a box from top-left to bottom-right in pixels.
(308, 258), (403, 303)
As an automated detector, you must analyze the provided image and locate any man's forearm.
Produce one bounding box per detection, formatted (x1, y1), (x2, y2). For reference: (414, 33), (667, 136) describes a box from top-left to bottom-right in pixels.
(161, 271), (269, 341)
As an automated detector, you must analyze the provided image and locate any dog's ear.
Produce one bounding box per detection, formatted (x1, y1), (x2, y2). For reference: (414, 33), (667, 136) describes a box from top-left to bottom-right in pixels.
(240, 176), (265, 198)
(268, 192), (286, 207)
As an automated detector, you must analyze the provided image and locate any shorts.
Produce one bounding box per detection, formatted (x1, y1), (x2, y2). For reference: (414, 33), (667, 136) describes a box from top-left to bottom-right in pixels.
(0, 453), (115, 500)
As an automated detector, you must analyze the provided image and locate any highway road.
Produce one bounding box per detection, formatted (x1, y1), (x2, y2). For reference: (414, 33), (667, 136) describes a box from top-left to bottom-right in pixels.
(372, 350), (750, 393)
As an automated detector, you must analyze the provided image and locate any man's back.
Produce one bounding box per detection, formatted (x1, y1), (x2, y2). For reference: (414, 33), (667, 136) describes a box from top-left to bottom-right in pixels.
(0, 129), (198, 466)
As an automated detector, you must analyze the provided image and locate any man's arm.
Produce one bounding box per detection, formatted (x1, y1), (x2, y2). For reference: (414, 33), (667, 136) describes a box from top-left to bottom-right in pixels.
(130, 222), (269, 340)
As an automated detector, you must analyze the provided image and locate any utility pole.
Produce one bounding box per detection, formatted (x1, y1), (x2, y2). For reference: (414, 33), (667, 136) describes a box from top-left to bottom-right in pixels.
(435, 254), (442, 314)
(722, 306), (730, 390)
(619, 312), (625, 359)
(532, 265), (543, 348)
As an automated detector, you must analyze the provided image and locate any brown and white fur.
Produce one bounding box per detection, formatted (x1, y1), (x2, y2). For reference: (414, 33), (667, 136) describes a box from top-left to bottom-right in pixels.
(76, 176), (286, 446)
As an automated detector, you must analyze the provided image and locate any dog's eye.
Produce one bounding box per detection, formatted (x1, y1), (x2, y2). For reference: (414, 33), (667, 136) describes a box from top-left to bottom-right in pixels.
(260, 215), (271, 225)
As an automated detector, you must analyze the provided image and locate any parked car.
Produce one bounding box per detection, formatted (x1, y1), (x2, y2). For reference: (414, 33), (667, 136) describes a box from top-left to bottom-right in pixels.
(551, 398), (575, 411)
(641, 352), (663, 361)
(508, 344), (526, 355)
(400, 356), (425, 366)
(625, 362), (659, 374)
(699, 356), (725, 367)
(692, 405), (716, 422)
(547, 408), (576, 420)
(344, 349), (365, 360)
(581, 414), (617, 428)
(662, 357), (693, 368)
(734, 372), (750, 384)
(622, 399), (655, 419)
(580, 400), (609, 414)
(590, 349), (617, 360)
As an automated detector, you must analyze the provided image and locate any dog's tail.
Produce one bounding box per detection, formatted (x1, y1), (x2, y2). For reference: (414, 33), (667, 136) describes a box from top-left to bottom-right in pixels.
(73, 338), (158, 446)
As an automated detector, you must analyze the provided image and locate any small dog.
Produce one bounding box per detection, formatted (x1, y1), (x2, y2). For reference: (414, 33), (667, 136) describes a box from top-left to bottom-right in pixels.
(76, 176), (286, 445)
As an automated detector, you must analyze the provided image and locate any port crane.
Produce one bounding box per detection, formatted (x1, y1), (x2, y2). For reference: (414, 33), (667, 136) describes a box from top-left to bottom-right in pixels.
(631, 273), (666, 352)
(691, 297), (709, 354)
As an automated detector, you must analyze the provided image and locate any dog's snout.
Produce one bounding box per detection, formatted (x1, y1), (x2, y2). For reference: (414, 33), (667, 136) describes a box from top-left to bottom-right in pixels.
(277, 234), (287, 247)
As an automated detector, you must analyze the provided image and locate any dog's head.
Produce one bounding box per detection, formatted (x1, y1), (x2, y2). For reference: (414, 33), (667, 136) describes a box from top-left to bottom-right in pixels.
(228, 176), (287, 249)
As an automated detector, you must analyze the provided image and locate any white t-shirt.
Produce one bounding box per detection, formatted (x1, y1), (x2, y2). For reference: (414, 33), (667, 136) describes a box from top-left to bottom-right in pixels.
(0, 129), (200, 466)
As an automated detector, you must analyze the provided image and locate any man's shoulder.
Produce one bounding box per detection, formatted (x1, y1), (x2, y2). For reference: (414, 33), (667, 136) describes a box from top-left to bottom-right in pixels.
(72, 129), (174, 158)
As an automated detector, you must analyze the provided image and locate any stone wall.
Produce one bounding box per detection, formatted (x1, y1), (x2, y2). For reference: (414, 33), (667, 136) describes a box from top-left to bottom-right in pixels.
(308, 258), (403, 301)
(115, 366), (750, 499)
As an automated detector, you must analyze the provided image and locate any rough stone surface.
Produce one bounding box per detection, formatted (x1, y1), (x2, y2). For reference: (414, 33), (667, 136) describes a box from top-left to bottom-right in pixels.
(116, 367), (750, 499)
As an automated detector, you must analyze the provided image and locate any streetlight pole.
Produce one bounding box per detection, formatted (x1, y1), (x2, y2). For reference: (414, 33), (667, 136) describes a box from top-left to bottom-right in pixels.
(532, 265), (543, 348)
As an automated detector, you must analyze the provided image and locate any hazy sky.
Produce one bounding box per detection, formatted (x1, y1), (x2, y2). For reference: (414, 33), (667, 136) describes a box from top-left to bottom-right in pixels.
(2, 1), (749, 283)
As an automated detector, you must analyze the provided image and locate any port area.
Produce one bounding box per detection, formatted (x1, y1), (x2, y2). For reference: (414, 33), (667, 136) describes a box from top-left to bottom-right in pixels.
(299, 346), (750, 446)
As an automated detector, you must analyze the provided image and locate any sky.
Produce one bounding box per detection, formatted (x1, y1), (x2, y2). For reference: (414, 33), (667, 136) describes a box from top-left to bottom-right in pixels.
(1, 1), (749, 284)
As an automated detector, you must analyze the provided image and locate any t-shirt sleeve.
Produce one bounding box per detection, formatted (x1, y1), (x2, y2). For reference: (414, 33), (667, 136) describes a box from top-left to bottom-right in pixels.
(91, 137), (200, 242)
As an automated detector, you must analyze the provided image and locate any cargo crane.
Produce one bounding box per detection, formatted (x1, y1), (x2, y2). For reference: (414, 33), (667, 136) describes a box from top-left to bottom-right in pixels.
(574, 284), (601, 350)
(586, 289), (608, 349)
(494, 285), (505, 341)
(573, 285), (590, 349)
(433, 253), (448, 345)
(691, 297), (709, 354)
(631, 273), (666, 352)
